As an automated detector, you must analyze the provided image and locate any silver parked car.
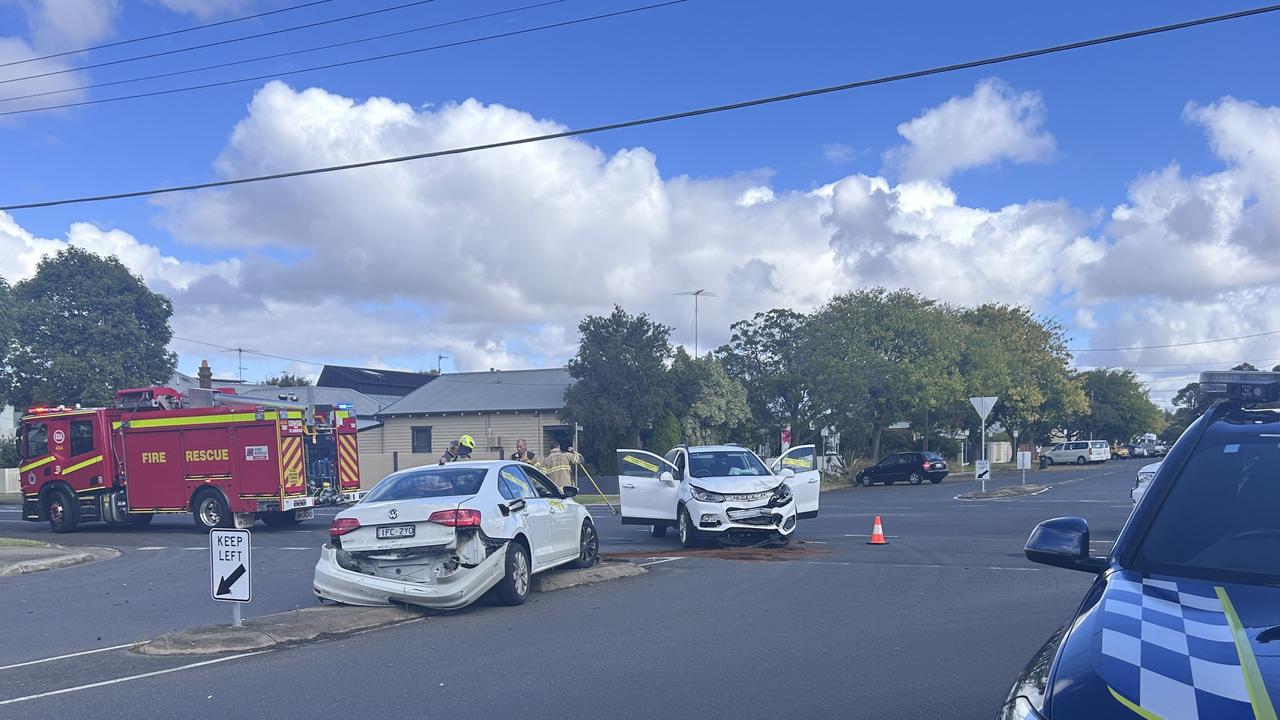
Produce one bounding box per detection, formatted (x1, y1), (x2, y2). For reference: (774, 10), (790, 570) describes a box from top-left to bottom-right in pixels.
(314, 461), (597, 610)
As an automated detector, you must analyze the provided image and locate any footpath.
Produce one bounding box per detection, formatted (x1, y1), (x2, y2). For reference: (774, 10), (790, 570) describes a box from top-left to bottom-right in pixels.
(0, 538), (119, 577)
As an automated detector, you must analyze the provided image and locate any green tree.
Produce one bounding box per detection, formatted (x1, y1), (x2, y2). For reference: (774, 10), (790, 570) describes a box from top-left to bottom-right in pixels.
(806, 289), (960, 461)
(0, 434), (19, 468)
(1071, 368), (1162, 442)
(5, 248), (177, 408)
(0, 276), (13, 408)
(668, 350), (751, 445)
(562, 306), (674, 464)
(716, 309), (816, 452)
(266, 371), (313, 387)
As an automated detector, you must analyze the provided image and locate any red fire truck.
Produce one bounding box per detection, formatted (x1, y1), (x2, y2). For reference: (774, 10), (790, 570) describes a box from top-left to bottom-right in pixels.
(15, 386), (363, 533)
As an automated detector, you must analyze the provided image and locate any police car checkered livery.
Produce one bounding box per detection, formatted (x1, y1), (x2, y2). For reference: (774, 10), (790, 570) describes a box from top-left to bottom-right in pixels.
(1001, 371), (1280, 720)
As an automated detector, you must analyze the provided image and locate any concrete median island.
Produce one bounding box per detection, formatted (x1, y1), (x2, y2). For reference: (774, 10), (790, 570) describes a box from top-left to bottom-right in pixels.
(0, 538), (120, 576)
(956, 484), (1050, 500)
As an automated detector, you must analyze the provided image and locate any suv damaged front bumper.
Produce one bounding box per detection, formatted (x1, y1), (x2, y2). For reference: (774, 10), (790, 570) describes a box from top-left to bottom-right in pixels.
(688, 497), (798, 539)
(313, 531), (508, 610)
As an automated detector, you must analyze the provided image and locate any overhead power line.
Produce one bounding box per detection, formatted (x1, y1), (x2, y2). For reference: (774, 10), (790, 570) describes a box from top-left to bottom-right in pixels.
(0, 0), (442, 88)
(1070, 329), (1280, 353)
(0, 0), (569, 105)
(0, 0), (336, 70)
(0, 0), (682, 118)
(4, 2), (1278, 211)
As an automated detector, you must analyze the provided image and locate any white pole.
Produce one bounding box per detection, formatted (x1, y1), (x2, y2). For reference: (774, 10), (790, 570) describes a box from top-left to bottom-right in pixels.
(981, 425), (987, 493)
(232, 603), (242, 628)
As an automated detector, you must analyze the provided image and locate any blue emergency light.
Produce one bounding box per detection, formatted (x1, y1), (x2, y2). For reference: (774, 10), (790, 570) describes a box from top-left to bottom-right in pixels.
(1199, 370), (1280, 403)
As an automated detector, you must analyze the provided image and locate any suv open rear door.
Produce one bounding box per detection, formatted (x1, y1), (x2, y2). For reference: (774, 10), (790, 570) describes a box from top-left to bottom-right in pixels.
(616, 450), (679, 527)
(776, 444), (820, 519)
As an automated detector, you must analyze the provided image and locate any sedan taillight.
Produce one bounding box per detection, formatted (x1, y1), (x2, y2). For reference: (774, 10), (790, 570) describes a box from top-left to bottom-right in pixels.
(428, 509), (482, 527)
(330, 517), (361, 537)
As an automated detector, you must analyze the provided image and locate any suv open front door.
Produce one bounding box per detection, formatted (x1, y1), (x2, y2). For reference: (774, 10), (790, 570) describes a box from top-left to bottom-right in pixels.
(616, 450), (679, 527)
(776, 444), (820, 519)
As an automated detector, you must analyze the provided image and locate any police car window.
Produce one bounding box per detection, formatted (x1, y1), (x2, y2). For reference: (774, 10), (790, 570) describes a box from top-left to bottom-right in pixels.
(499, 466), (537, 500)
(364, 467), (486, 503)
(1135, 431), (1280, 583)
(24, 423), (48, 459)
(70, 420), (94, 456)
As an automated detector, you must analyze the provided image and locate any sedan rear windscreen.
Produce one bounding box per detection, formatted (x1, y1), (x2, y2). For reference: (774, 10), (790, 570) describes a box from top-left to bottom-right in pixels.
(365, 467), (487, 503)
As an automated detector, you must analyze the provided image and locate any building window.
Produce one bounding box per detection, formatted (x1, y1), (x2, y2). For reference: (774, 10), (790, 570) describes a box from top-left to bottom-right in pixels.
(411, 426), (433, 454)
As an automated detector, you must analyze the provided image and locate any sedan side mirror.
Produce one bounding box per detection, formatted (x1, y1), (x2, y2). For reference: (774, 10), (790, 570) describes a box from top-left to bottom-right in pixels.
(1025, 517), (1107, 573)
(780, 468), (795, 479)
(561, 486), (579, 498)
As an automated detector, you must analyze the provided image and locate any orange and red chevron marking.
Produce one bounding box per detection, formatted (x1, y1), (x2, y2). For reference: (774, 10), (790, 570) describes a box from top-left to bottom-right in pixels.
(337, 434), (360, 488)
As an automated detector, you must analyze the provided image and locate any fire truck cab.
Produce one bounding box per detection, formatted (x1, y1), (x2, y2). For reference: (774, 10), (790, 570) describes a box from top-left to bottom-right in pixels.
(16, 386), (362, 533)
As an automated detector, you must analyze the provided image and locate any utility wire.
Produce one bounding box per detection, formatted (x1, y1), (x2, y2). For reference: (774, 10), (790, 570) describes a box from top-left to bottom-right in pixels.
(1, 1), (568, 104)
(0, 0), (682, 118)
(3, 2), (1277, 211)
(0, 0), (336, 70)
(1069, 329), (1280, 353)
(0, 0), (568, 104)
(0, 0), (441, 87)
(173, 335), (568, 385)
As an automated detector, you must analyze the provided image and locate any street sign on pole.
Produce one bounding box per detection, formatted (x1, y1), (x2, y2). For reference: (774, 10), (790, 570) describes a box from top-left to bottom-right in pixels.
(975, 459), (991, 491)
(210, 528), (251, 626)
(969, 396), (999, 465)
(1017, 451), (1032, 484)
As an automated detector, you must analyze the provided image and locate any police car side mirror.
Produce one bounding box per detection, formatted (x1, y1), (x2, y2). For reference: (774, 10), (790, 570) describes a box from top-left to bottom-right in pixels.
(1025, 517), (1107, 573)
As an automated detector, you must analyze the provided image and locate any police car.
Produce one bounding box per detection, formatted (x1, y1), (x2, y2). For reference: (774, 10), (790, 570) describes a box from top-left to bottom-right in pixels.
(1001, 371), (1280, 719)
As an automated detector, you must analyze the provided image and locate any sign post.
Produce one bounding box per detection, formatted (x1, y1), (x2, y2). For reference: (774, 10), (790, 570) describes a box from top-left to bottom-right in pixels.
(970, 397), (998, 492)
(1016, 450), (1032, 485)
(210, 528), (252, 627)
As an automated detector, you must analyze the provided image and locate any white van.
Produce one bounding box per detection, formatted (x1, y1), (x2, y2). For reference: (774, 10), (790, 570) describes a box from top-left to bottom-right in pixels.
(1041, 440), (1111, 466)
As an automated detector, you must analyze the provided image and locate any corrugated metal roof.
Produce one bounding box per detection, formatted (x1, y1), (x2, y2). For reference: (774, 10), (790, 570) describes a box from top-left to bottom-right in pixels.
(236, 386), (388, 417)
(378, 368), (573, 416)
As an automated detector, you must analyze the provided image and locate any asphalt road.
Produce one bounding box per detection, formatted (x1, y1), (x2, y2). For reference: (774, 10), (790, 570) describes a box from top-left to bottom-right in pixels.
(0, 461), (1142, 718)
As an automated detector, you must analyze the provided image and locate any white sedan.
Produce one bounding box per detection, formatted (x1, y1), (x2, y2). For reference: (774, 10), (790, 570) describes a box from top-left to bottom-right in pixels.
(313, 461), (597, 610)
(1131, 461), (1162, 505)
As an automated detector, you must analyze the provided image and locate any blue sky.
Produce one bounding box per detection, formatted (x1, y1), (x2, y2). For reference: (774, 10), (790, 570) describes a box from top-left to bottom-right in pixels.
(2, 0), (1279, 402)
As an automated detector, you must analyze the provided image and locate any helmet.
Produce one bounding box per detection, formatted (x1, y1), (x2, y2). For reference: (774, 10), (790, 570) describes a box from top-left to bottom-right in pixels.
(459, 434), (475, 450)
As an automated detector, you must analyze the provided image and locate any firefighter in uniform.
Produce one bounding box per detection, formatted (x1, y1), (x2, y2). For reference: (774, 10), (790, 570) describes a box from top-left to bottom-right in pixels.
(544, 442), (581, 489)
(438, 435), (476, 465)
(510, 438), (537, 465)
(438, 441), (460, 465)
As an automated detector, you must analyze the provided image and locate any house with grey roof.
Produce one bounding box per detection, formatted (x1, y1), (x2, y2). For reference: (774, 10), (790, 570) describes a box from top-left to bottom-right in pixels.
(365, 368), (576, 472)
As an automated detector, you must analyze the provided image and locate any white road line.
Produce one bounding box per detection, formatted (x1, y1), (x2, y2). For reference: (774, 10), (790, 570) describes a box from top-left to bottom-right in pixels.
(182, 547), (204, 551)
(0, 651), (269, 706)
(136, 546), (166, 551)
(637, 557), (686, 567)
(0, 643), (142, 672)
(279, 547), (313, 551)
(805, 560), (1041, 572)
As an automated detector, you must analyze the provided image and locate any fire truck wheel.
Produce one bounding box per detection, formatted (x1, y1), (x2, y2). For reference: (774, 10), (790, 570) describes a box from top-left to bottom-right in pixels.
(262, 511), (302, 528)
(47, 488), (79, 533)
(192, 490), (231, 531)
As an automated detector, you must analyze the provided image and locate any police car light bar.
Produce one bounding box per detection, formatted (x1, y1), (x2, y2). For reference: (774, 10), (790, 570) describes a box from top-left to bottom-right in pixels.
(1199, 370), (1280, 403)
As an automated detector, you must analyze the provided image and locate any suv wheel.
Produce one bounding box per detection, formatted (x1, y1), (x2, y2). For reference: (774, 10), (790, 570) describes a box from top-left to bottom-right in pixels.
(678, 506), (700, 548)
(908, 472), (923, 485)
(858, 474), (872, 487)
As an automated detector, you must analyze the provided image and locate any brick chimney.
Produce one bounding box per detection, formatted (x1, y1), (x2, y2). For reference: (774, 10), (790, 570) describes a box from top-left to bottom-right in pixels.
(198, 360), (213, 389)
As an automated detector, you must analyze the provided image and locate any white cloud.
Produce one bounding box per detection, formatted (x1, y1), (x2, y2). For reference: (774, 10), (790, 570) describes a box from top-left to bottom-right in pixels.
(7, 0), (118, 50)
(148, 0), (253, 20)
(821, 143), (856, 165)
(887, 78), (1056, 181)
(0, 0), (119, 114)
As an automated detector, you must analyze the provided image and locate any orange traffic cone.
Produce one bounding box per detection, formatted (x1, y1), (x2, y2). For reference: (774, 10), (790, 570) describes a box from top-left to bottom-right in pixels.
(867, 515), (888, 545)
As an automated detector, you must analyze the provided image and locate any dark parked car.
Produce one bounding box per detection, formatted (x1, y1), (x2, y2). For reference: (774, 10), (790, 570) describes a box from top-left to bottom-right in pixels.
(856, 452), (948, 486)
(1001, 370), (1280, 719)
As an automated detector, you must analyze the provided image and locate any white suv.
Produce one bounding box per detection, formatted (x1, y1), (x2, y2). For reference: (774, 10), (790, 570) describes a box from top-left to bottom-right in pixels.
(1041, 440), (1111, 466)
(617, 444), (821, 547)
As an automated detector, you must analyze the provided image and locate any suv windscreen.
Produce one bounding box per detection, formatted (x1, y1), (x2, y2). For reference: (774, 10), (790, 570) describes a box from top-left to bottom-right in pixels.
(364, 467), (486, 503)
(1135, 426), (1280, 584)
(689, 450), (769, 478)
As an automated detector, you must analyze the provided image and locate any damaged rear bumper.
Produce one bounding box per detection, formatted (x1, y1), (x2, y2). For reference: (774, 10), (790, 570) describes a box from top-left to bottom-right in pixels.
(312, 543), (507, 610)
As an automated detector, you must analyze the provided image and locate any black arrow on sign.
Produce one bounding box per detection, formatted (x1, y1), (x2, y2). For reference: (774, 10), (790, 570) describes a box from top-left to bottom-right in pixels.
(216, 564), (246, 596)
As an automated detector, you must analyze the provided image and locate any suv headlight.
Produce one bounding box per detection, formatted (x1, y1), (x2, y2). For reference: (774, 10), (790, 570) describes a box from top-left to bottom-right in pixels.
(690, 486), (725, 503)
(772, 483), (793, 503)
